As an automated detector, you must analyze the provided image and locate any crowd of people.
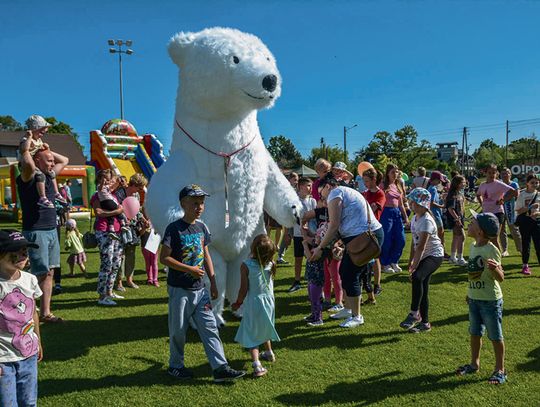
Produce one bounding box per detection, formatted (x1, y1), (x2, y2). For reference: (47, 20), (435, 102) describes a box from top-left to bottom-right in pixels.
(1, 114), (536, 403)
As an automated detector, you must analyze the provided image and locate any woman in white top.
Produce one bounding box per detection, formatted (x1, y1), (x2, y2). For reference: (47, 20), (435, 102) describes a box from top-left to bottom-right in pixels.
(399, 188), (444, 333)
(514, 174), (540, 276)
(310, 177), (383, 329)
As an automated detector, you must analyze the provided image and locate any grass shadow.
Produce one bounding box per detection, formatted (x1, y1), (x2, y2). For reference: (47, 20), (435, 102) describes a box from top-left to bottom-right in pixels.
(516, 346), (540, 372)
(39, 357), (220, 397)
(274, 370), (482, 406)
(41, 314), (169, 361)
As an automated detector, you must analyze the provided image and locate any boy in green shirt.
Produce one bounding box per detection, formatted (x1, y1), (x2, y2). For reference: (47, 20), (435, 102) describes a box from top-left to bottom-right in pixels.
(456, 211), (507, 384)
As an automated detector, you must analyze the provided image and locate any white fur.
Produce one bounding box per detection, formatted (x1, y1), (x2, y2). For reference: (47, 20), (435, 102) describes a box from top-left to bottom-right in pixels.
(146, 27), (301, 318)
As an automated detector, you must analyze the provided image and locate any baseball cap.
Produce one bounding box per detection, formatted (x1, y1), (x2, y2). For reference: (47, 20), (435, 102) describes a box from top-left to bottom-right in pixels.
(407, 188), (431, 209)
(179, 184), (210, 201)
(0, 230), (39, 252)
(25, 115), (51, 130)
(470, 210), (500, 238)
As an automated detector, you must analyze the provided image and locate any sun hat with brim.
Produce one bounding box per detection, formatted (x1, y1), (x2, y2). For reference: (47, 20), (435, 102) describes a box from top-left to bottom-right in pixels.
(0, 230), (39, 252)
(470, 210), (500, 238)
(332, 161), (354, 178)
(407, 188), (431, 209)
(25, 115), (51, 130)
(179, 184), (210, 201)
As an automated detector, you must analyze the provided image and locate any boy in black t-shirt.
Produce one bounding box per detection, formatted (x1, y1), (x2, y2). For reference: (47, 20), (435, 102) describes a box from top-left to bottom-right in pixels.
(160, 184), (245, 383)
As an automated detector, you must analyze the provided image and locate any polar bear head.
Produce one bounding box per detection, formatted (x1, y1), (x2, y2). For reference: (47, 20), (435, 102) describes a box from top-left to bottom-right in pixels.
(168, 27), (281, 118)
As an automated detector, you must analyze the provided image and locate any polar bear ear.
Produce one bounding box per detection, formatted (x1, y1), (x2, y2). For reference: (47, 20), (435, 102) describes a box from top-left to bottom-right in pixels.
(168, 32), (196, 67)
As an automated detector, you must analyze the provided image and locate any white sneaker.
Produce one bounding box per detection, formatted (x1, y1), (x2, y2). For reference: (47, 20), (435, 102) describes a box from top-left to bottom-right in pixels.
(457, 258), (468, 266)
(382, 265), (395, 274)
(501, 251), (510, 257)
(110, 292), (124, 299)
(328, 304), (344, 312)
(98, 297), (117, 306)
(448, 256), (457, 264)
(391, 263), (403, 273)
(330, 308), (352, 319)
(339, 315), (365, 328)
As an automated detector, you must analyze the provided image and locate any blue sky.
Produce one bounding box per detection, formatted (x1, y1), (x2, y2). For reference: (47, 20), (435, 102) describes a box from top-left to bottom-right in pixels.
(2, 0), (540, 159)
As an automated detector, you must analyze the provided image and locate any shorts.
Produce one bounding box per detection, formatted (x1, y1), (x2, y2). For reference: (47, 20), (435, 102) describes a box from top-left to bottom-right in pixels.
(468, 298), (504, 341)
(293, 236), (304, 258)
(264, 213), (281, 229)
(494, 212), (505, 225)
(446, 214), (464, 230)
(22, 229), (60, 276)
(306, 260), (325, 286)
(433, 214), (443, 229)
(67, 252), (87, 266)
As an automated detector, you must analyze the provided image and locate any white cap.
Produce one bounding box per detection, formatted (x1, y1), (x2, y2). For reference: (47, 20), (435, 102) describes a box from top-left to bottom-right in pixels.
(25, 115), (51, 130)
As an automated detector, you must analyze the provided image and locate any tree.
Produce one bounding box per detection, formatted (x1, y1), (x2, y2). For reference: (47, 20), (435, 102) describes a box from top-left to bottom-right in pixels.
(266, 135), (303, 169)
(509, 136), (539, 162)
(354, 125), (436, 174)
(0, 115), (23, 131)
(305, 145), (347, 168)
(472, 138), (505, 169)
(43, 117), (83, 151)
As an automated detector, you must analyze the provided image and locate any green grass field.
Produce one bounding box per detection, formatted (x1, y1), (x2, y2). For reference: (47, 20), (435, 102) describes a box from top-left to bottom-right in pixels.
(6, 219), (539, 406)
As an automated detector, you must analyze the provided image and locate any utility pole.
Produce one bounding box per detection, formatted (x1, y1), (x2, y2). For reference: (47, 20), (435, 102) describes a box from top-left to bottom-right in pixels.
(344, 124), (357, 163)
(461, 127), (467, 175)
(343, 126), (347, 163)
(505, 120), (510, 167)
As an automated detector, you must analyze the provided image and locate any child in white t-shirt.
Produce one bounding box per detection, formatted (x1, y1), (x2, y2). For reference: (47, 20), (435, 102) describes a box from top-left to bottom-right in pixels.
(287, 177), (316, 294)
(0, 230), (43, 406)
(400, 188), (444, 333)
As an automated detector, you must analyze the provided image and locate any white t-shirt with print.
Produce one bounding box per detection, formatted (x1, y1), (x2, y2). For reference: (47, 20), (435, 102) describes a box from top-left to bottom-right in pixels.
(327, 186), (382, 239)
(293, 196), (317, 237)
(0, 271), (42, 362)
(411, 212), (444, 260)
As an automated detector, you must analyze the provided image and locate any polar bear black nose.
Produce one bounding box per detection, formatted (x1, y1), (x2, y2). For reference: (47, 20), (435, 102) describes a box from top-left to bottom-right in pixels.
(262, 75), (277, 92)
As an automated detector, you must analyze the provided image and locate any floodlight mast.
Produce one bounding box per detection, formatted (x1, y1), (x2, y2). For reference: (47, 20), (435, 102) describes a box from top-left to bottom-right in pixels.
(107, 39), (133, 119)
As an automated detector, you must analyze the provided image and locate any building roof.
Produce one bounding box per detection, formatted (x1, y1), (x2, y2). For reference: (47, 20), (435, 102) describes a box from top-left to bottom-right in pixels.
(0, 131), (86, 165)
(436, 142), (459, 147)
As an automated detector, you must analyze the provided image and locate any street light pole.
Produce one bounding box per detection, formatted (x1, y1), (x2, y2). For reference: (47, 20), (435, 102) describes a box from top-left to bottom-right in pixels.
(108, 39), (134, 120)
(344, 124), (357, 163)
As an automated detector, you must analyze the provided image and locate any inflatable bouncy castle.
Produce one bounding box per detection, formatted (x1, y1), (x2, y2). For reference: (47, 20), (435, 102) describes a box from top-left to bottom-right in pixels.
(90, 119), (166, 180)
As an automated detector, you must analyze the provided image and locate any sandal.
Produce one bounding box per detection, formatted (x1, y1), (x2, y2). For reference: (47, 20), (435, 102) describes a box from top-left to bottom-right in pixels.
(488, 370), (507, 385)
(456, 364), (478, 376)
(252, 364), (268, 378)
(40, 314), (64, 324)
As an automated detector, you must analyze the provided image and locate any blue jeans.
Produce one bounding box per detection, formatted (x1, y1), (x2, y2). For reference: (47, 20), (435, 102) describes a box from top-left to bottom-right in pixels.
(468, 298), (504, 341)
(380, 207), (405, 266)
(168, 286), (228, 370)
(0, 354), (38, 407)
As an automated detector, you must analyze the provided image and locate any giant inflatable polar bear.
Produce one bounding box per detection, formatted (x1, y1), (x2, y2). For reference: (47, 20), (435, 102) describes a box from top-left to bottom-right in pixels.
(145, 27), (301, 324)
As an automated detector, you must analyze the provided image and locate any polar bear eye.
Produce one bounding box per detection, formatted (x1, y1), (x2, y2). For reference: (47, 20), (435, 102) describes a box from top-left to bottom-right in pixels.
(266, 57), (270, 61)
(233, 56), (240, 64)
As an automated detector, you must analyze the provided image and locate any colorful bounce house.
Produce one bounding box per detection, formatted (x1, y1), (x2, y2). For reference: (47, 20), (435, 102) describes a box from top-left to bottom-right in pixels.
(90, 119), (166, 181)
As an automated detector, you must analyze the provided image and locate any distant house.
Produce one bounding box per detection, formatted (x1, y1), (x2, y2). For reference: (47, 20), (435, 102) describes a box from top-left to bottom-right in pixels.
(436, 142), (459, 163)
(0, 131), (86, 164)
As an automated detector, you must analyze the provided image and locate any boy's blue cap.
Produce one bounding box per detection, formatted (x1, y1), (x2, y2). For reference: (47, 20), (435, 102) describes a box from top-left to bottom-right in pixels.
(470, 210), (499, 238)
(179, 184), (210, 201)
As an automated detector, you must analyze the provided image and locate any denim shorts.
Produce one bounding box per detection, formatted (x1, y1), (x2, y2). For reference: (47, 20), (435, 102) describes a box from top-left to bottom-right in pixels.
(468, 298), (504, 341)
(22, 229), (60, 276)
(0, 354), (38, 406)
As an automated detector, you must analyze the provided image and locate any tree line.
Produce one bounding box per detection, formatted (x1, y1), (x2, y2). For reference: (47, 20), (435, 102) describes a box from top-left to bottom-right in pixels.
(267, 125), (540, 176)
